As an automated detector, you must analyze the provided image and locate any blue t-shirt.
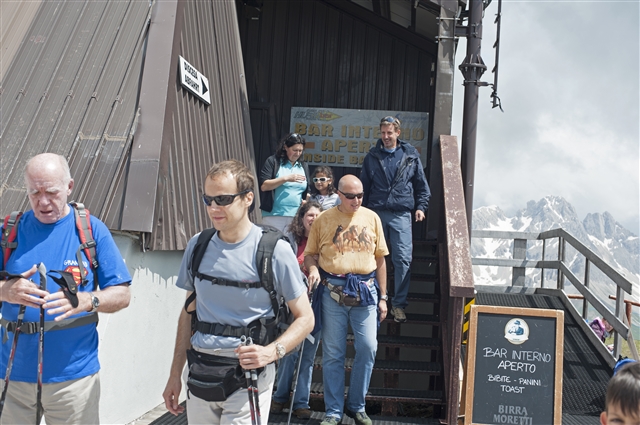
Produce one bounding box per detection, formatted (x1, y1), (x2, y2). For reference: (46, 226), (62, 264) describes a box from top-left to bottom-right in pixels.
(1, 208), (132, 383)
(177, 224), (306, 350)
(262, 162), (307, 217)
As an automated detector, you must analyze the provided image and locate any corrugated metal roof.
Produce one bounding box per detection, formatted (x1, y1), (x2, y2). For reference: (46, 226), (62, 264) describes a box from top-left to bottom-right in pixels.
(0, 0), (42, 81)
(0, 0), (152, 229)
(122, 0), (258, 250)
(0, 0), (256, 251)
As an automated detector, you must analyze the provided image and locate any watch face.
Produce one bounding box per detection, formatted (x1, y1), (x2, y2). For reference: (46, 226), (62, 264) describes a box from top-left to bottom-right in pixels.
(92, 296), (100, 308)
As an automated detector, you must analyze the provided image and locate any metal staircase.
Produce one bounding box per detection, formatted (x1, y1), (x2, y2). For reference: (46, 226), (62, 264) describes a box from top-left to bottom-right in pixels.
(268, 242), (445, 424)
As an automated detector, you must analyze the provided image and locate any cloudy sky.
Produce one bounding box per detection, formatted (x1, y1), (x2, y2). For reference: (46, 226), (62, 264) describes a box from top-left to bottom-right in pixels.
(451, 0), (639, 235)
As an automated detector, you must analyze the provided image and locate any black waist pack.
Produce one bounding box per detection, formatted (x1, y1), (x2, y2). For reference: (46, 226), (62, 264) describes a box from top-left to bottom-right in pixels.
(186, 349), (247, 402)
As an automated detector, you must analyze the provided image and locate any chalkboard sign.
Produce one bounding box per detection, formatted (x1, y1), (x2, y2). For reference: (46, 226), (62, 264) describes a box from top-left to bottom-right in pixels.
(464, 305), (564, 425)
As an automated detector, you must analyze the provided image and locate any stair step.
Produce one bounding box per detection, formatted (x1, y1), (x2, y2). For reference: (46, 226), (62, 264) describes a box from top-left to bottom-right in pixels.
(309, 383), (444, 404)
(268, 411), (441, 424)
(406, 292), (439, 303)
(412, 254), (438, 262)
(342, 334), (440, 349)
(376, 334), (441, 349)
(413, 240), (438, 250)
(312, 357), (442, 374)
(410, 273), (438, 283)
(383, 313), (439, 325)
(370, 359), (441, 374)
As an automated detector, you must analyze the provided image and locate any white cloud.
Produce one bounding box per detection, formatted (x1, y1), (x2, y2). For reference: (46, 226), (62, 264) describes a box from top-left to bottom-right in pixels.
(452, 0), (640, 235)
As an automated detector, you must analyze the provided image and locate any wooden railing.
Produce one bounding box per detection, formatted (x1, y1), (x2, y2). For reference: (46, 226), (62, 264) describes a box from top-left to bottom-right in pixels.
(472, 228), (638, 360)
(439, 135), (475, 424)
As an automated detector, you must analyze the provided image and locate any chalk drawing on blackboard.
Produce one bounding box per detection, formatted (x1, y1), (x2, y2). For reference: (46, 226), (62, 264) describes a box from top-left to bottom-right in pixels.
(504, 318), (529, 345)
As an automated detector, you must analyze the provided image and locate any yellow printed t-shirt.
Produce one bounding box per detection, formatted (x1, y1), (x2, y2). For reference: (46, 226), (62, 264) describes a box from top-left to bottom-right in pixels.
(304, 206), (389, 275)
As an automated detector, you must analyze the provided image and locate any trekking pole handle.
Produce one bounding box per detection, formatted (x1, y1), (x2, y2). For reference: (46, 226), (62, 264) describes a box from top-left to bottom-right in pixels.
(36, 263), (47, 291)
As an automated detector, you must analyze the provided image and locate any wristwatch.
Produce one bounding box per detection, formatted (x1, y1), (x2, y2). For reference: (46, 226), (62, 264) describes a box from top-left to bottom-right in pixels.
(275, 342), (286, 360)
(380, 294), (389, 301)
(88, 292), (100, 313)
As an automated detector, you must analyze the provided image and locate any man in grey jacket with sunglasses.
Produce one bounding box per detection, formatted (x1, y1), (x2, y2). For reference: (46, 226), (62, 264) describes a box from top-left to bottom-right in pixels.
(360, 116), (430, 323)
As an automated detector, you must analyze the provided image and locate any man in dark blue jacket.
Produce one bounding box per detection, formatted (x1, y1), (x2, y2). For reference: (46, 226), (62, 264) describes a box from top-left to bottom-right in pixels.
(360, 116), (430, 322)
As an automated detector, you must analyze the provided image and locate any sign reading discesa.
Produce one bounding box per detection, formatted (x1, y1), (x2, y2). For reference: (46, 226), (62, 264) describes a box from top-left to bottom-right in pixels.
(289, 107), (429, 167)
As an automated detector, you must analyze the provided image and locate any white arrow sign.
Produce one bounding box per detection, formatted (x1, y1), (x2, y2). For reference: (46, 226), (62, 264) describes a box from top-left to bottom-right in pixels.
(179, 56), (211, 105)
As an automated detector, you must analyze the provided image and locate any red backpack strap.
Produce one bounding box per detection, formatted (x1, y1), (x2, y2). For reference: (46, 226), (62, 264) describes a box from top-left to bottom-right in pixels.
(69, 202), (98, 288)
(1, 211), (23, 269)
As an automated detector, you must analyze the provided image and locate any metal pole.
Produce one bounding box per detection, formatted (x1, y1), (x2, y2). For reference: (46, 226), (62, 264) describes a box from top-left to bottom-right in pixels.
(583, 259), (590, 319)
(36, 263), (47, 425)
(459, 0), (487, 237)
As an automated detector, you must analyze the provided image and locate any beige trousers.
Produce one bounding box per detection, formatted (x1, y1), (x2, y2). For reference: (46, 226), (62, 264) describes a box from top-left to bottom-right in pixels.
(185, 363), (275, 425)
(0, 373), (99, 425)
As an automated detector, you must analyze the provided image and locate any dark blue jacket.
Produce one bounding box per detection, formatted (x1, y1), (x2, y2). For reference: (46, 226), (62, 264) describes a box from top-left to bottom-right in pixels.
(360, 139), (431, 213)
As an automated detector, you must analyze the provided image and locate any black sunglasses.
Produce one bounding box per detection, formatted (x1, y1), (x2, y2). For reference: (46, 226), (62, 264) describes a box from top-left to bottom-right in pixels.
(202, 189), (250, 207)
(339, 190), (364, 200)
(381, 116), (400, 125)
(313, 177), (330, 183)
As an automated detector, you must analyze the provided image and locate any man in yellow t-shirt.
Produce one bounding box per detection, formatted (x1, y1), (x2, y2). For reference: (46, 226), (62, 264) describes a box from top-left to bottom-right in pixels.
(304, 174), (389, 425)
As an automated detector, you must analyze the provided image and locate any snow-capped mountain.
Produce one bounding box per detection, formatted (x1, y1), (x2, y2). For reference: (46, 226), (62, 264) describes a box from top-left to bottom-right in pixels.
(472, 196), (639, 320)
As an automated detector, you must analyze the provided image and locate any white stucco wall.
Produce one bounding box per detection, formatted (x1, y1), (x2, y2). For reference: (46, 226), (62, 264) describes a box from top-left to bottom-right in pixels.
(97, 234), (186, 424)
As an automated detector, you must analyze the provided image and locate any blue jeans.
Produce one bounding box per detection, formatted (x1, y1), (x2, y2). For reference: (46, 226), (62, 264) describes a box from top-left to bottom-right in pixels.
(321, 278), (378, 418)
(272, 333), (321, 410)
(375, 210), (413, 309)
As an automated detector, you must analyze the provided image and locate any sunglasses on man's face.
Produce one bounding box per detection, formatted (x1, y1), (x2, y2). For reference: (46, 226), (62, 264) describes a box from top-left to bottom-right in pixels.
(202, 189), (250, 207)
(313, 177), (330, 183)
(339, 190), (364, 200)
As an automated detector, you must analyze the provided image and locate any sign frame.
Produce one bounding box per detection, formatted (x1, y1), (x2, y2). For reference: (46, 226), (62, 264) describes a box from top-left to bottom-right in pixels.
(464, 305), (564, 425)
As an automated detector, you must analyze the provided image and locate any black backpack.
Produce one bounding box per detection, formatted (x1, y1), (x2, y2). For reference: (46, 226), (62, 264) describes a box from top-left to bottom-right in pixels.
(185, 225), (298, 347)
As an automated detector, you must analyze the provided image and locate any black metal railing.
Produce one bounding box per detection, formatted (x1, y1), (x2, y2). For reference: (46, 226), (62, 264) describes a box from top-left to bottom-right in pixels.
(471, 228), (638, 360)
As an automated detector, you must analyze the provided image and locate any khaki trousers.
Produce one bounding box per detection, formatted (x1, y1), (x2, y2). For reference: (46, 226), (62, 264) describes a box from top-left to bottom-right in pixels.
(0, 373), (100, 425)
(186, 363), (275, 425)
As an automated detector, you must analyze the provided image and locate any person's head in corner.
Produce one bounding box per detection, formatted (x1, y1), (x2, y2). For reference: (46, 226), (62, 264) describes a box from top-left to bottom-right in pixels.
(600, 361), (640, 425)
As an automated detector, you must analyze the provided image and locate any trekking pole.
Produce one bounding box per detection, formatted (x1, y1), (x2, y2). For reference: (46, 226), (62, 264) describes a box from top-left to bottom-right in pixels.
(287, 289), (315, 425)
(0, 304), (26, 419)
(286, 340), (305, 425)
(246, 337), (261, 425)
(240, 336), (257, 425)
(35, 262), (46, 425)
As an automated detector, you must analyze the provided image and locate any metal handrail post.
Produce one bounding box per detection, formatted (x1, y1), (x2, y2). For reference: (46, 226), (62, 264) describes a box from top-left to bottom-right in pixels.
(557, 237), (565, 290)
(541, 239), (546, 288)
(583, 259), (590, 320)
(614, 286), (624, 358)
